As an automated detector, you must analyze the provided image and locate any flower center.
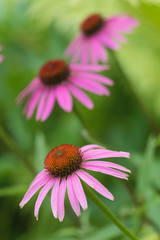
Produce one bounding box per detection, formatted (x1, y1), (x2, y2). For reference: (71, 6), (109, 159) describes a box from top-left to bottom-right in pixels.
(39, 60), (70, 85)
(81, 14), (104, 36)
(44, 144), (83, 177)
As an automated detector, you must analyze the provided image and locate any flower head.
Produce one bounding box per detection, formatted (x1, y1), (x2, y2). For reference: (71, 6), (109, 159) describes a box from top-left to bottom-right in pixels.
(65, 14), (139, 64)
(17, 59), (113, 121)
(19, 144), (131, 221)
(0, 45), (4, 63)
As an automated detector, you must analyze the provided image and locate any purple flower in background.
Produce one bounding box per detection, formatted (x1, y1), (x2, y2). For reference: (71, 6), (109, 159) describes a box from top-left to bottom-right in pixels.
(65, 14), (139, 64)
(17, 60), (113, 121)
(19, 144), (131, 221)
(0, 45), (4, 63)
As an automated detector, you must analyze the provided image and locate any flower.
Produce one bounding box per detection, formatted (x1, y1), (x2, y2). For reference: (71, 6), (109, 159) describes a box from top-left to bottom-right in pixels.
(19, 144), (131, 221)
(17, 59), (113, 121)
(0, 45), (4, 63)
(65, 14), (139, 64)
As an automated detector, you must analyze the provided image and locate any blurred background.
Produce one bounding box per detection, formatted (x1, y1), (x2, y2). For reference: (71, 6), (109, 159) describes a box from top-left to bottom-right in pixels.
(0, 0), (160, 239)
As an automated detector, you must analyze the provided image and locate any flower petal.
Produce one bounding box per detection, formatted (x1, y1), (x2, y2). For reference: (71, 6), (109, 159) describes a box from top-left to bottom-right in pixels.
(67, 175), (81, 216)
(71, 173), (87, 210)
(34, 178), (56, 220)
(76, 169), (114, 200)
(70, 76), (110, 96)
(70, 64), (109, 72)
(80, 144), (105, 153)
(82, 149), (130, 160)
(19, 174), (52, 208)
(67, 83), (94, 109)
(51, 177), (60, 218)
(81, 163), (129, 179)
(36, 88), (49, 121)
(56, 85), (73, 112)
(57, 177), (66, 222)
(40, 88), (56, 121)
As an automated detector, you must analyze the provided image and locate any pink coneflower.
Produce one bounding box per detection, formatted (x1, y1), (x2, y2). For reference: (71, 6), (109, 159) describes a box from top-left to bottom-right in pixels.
(0, 45), (4, 63)
(17, 60), (113, 121)
(65, 14), (139, 64)
(19, 144), (131, 221)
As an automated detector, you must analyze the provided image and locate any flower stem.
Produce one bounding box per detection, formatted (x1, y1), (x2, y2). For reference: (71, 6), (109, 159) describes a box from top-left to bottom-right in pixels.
(83, 184), (139, 240)
(109, 50), (160, 135)
(0, 126), (36, 176)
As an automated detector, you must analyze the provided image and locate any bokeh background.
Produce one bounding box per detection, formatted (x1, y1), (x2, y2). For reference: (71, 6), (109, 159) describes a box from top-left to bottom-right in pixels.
(1, 0), (160, 239)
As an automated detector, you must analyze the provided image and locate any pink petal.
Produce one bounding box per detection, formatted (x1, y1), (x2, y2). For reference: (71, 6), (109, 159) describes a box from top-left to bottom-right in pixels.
(80, 144), (105, 153)
(16, 78), (40, 104)
(76, 72), (114, 86)
(56, 85), (73, 112)
(76, 169), (114, 200)
(41, 88), (55, 121)
(51, 177), (60, 218)
(71, 173), (87, 210)
(81, 163), (129, 179)
(36, 88), (49, 121)
(67, 83), (94, 109)
(67, 175), (81, 216)
(19, 174), (52, 208)
(99, 32), (120, 50)
(34, 178), (56, 220)
(30, 170), (50, 188)
(65, 35), (83, 55)
(81, 40), (88, 64)
(0, 54), (4, 63)
(90, 38), (99, 64)
(82, 161), (131, 173)
(25, 87), (43, 119)
(70, 64), (109, 72)
(82, 149), (130, 160)
(70, 76), (110, 96)
(91, 38), (107, 62)
(57, 177), (66, 222)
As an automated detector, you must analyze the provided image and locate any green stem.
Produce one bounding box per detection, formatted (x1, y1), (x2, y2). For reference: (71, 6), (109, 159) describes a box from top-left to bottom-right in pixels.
(109, 51), (160, 135)
(0, 126), (36, 176)
(83, 184), (139, 240)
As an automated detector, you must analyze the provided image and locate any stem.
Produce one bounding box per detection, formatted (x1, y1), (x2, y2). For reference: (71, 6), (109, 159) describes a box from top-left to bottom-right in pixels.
(0, 126), (36, 176)
(83, 184), (139, 240)
(109, 50), (160, 135)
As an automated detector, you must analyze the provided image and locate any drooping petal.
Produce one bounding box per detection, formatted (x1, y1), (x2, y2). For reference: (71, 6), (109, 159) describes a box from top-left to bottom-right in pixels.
(82, 149), (130, 160)
(91, 38), (107, 62)
(80, 144), (105, 153)
(34, 178), (56, 220)
(65, 35), (83, 55)
(67, 83), (94, 109)
(19, 174), (52, 208)
(99, 32), (120, 50)
(76, 169), (114, 200)
(81, 40), (89, 64)
(70, 64), (109, 72)
(25, 87), (44, 119)
(71, 173), (87, 210)
(41, 88), (55, 121)
(81, 163), (129, 179)
(36, 88), (49, 121)
(67, 175), (81, 216)
(51, 177), (60, 218)
(82, 161), (131, 173)
(56, 85), (73, 112)
(57, 177), (66, 222)
(76, 72), (114, 86)
(16, 78), (40, 104)
(70, 76), (110, 96)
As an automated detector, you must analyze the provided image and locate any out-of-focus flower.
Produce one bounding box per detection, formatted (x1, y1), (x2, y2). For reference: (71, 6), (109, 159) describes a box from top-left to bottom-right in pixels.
(20, 144), (131, 221)
(0, 45), (4, 63)
(65, 14), (139, 64)
(17, 60), (113, 121)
